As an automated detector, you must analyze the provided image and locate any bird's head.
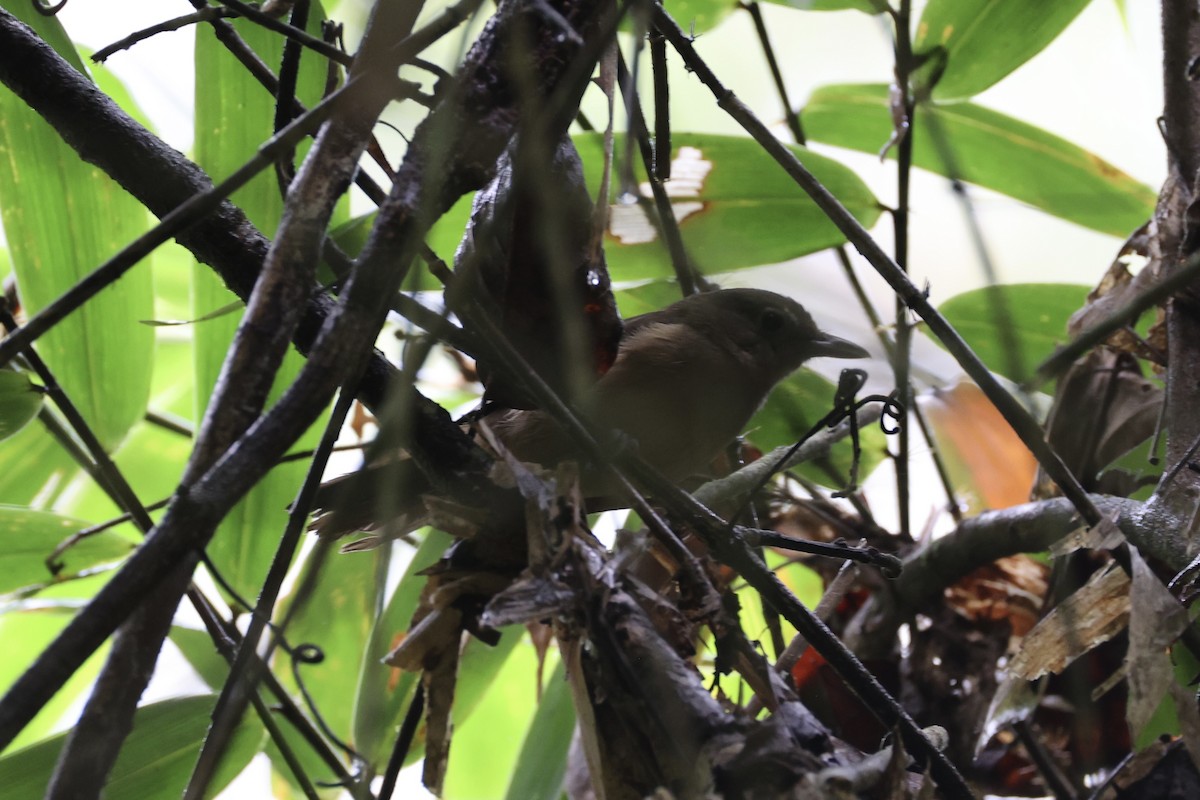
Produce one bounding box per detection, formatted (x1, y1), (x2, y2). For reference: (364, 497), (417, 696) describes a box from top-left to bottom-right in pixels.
(653, 288), (868, 385)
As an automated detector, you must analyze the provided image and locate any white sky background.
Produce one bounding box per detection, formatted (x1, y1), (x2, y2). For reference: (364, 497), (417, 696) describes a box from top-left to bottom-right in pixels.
(40, 1), (1167, 797)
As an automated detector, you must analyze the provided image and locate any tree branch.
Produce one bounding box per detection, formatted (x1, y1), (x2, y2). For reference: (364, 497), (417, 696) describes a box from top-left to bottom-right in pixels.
(0, 0), (614, 754)
(1152, 0), (1200, 542)
(844, 495), (1188, 658)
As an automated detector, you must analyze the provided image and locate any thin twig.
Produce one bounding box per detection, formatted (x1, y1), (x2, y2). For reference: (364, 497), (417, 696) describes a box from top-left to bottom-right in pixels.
(777, 560), (859, 676)
(740, 528), (901, 574)
(890, 0), (916, 542)
(924, 109), (1027, 386)
(378, 684), (425, 799)
(615, 53), (705, 296)
(92, 7), (238, 62)
(144, 409), (193, 438)
(740, 2), (804, 143)
(214, 0), (354, 66)
(833, 250), (960, 522)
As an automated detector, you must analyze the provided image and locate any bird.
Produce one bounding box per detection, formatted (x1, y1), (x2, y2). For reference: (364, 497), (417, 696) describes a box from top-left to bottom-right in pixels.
(312, 288), (867, 542)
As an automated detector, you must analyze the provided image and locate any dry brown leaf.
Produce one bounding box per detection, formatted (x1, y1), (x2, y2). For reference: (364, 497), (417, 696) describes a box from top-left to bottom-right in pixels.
(1049, 513), (1126, 557)
(1007, 564), (1131, 681)
(920, 382), (1037, 513)
(349, 400), (375, 440)
(1126, 546), (1188, 736)
(1034, 350), (1161, 500)
(1067, 222), (1166, 363)
(945, 555), (1048, 637)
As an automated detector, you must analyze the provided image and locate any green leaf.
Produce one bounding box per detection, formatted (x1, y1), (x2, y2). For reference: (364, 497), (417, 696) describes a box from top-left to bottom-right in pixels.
(662, 0), (738, 33)
(353, 530), (452, 768)
(0, 506), (133, 597)
(193, 14), (336, 602)
(443, 634), (545, 799)
(503, 660), (574, 800)
(455, 631), (526, 730)
(0, 604), (110, 751)
(0, 370), (42, 442)
(801, 84), (1155, 237)
(614, 280), (689, 318)
(1113, 0), (1128, 27)
(749, 370), (887, 489)
(913, 0), (1093, 100)
(56, 420), (189, 540)
(765, 0), (885, 12)
(937, 283), (1091, 383)
(377, 133), (881, 289)
(579, 133), (883, 281)
(0, 3), (155, 452)
(774, 556), (825, 607)
(275, 543), (379, 747)
(170, 626), (229, 691)
(351, 530), (525, 772)
(0, 695), (263, 799)
(0, 422), (77, 508)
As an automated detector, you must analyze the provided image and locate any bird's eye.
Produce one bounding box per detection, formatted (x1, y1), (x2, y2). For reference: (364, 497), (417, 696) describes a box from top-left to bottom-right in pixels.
(759, 307), (786, 334)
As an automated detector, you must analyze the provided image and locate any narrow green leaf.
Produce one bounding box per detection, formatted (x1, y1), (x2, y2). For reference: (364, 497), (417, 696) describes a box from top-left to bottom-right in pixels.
(0, 695), (264, 799)
(802, 83), (1155, 237)
(1113, 0), (1128, 27)
(0, 370), (42, 441)
(0, 3), (154, 452)
(454, 632), (526, 729)
(913, 0), (1093, 100)
(503, 661), (574, 800)
(265, 542), (381, 791)
(193, 14), (336, 601)
(276, 543), (379, 746)
(937, 283), (1091, 383)
(0, 506), (132, 597)
(443, 635), (544, 799)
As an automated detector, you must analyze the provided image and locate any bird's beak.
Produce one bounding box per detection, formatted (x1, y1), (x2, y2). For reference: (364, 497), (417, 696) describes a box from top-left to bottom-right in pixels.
(809, 332), (869, 360)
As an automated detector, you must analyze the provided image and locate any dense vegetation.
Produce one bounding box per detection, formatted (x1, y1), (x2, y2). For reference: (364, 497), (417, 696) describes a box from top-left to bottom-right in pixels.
(0, 0), (1193, 798)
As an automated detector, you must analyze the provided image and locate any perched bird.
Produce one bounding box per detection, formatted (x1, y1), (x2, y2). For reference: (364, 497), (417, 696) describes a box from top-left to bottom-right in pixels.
(314, 288), (867, 540)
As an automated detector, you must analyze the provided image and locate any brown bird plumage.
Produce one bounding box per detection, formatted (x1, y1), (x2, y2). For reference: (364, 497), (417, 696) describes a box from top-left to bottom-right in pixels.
(313, 289), (867, 540)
